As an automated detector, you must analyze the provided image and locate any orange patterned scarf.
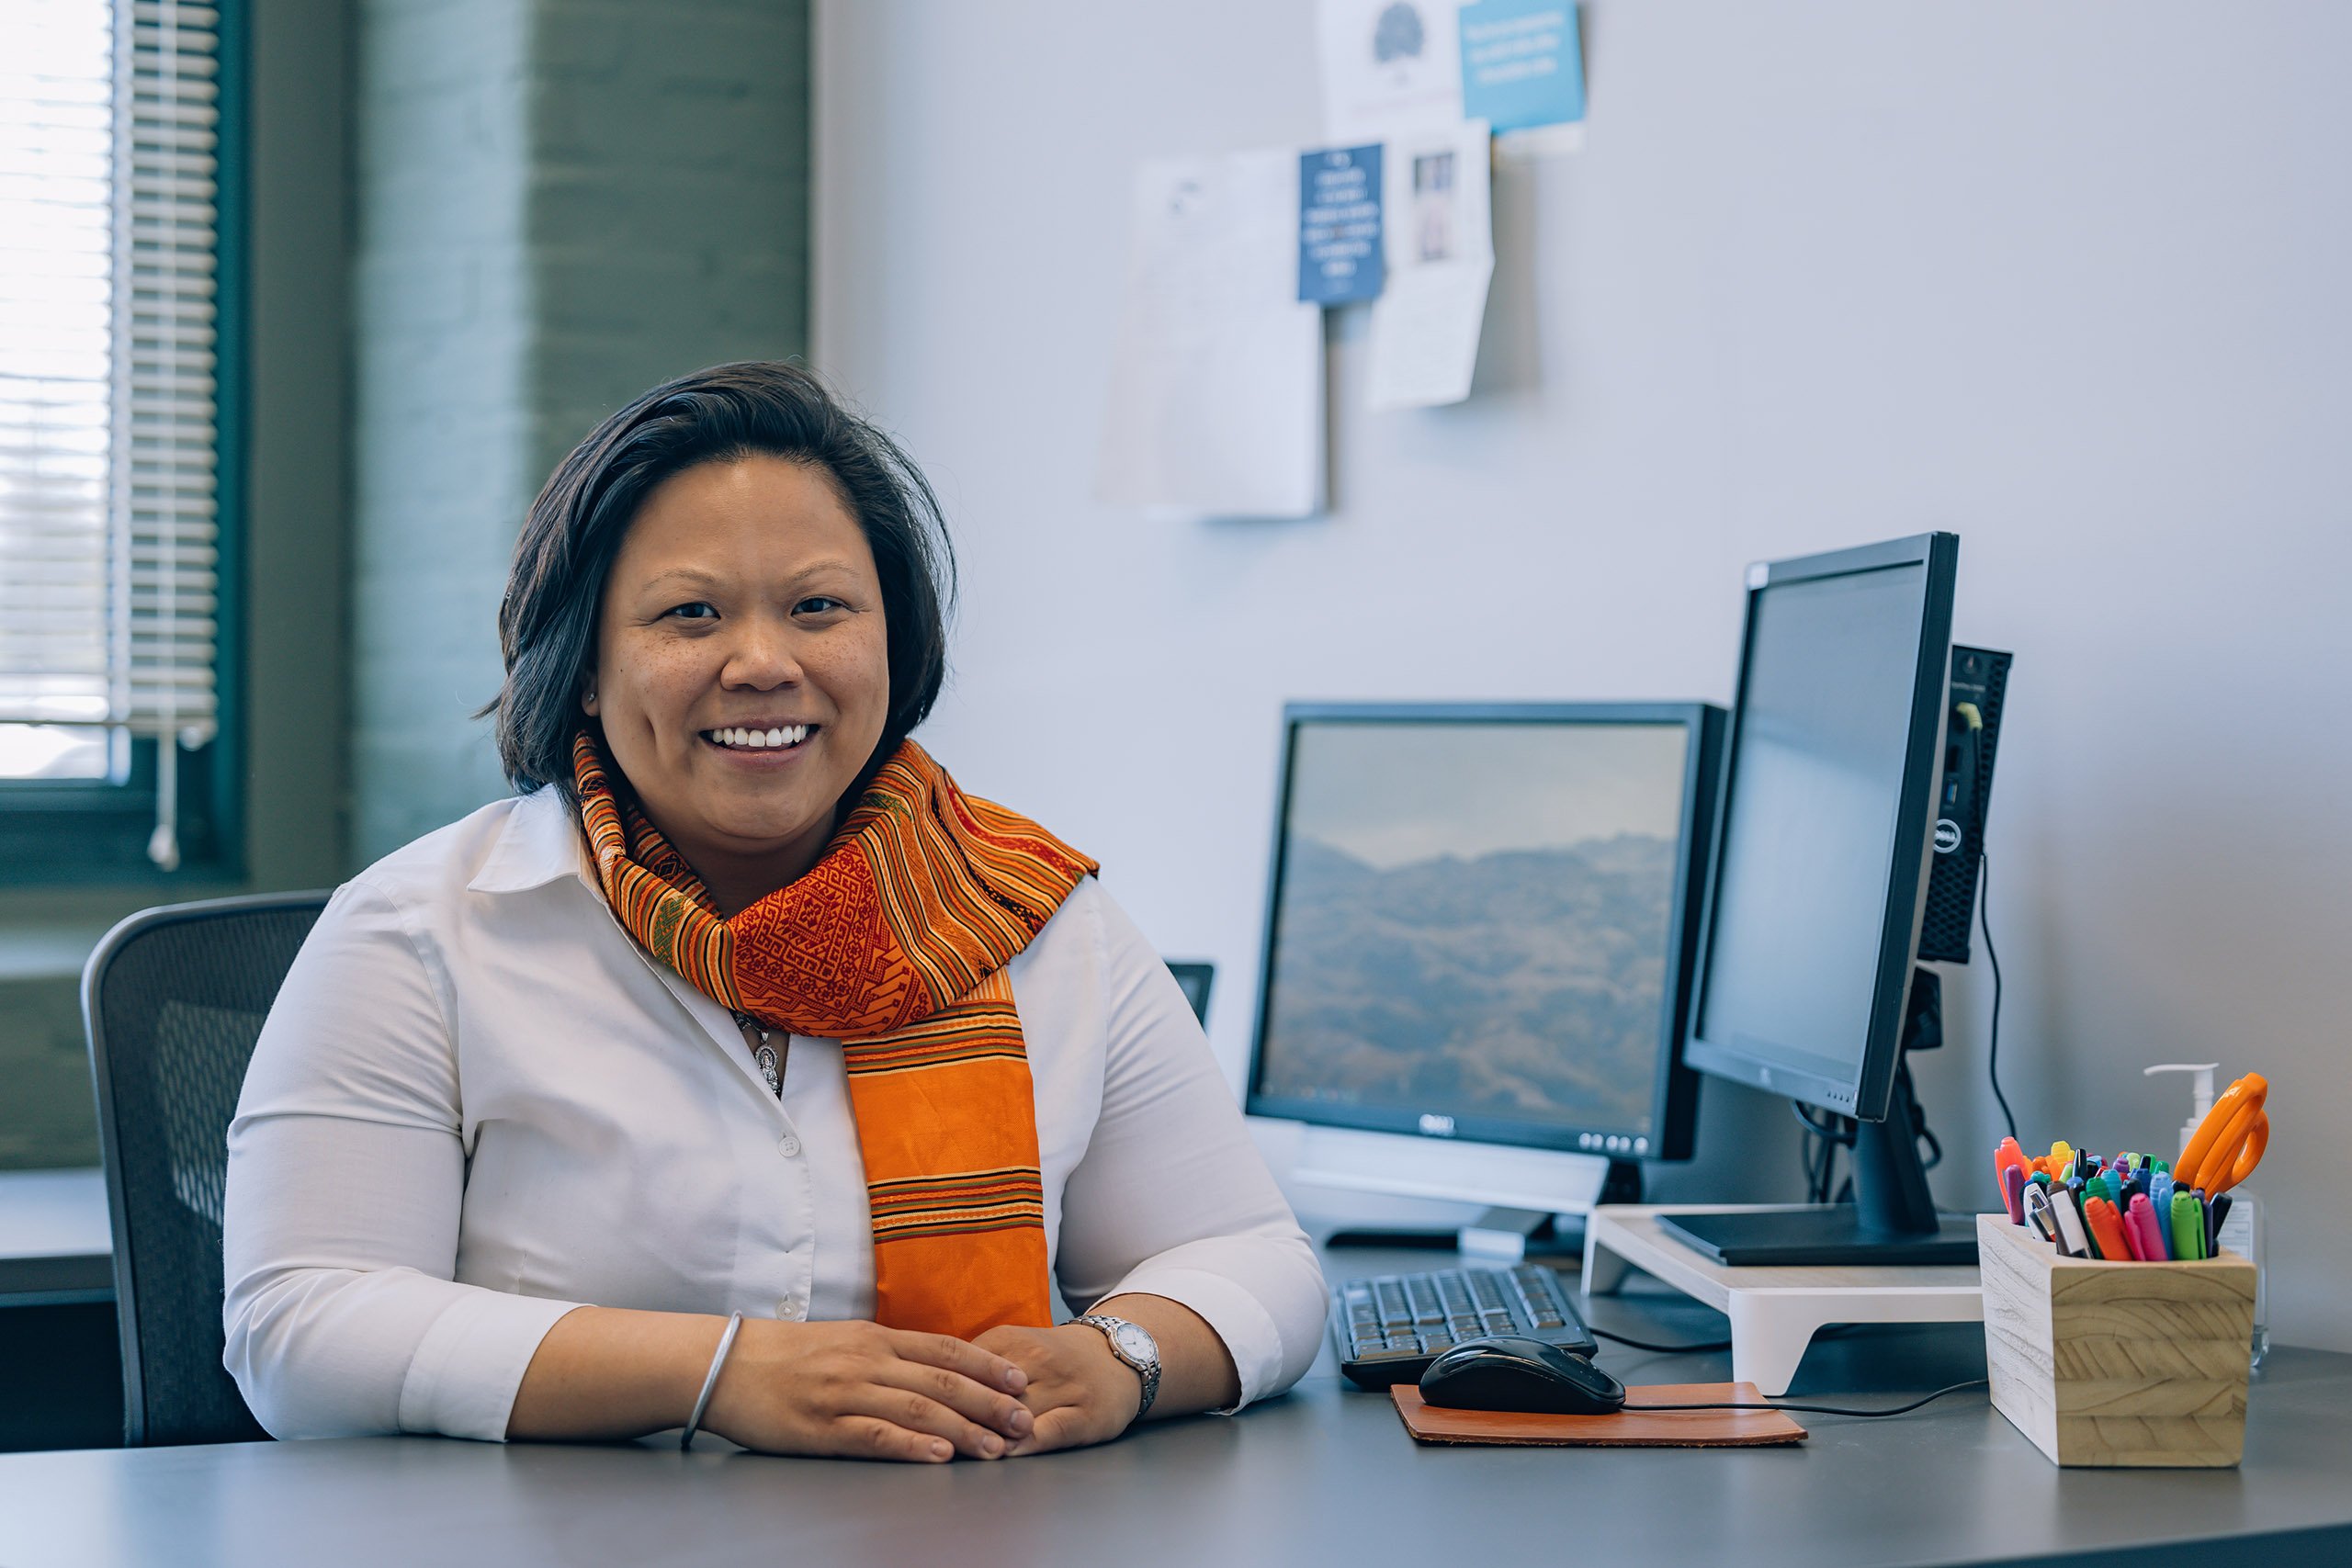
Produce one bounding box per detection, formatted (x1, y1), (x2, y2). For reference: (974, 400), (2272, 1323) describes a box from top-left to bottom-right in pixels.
(571, 731), (1096, 1338)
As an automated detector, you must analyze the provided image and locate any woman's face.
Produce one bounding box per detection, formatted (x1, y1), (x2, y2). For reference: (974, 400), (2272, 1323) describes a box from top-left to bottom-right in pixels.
(585, 455), (890, 905)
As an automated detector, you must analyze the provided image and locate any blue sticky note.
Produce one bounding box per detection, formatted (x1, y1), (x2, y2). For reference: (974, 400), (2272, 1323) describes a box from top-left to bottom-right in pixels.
(1298, 144), (1385, 305)
(1458, 0), (1586, 134)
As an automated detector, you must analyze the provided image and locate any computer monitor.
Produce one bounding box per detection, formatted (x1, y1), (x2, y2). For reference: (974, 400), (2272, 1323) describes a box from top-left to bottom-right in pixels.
(1244, 702), (1724, 1231)
(1662, 531), (1979, 1267)
(1165, 961), (1214, 1025)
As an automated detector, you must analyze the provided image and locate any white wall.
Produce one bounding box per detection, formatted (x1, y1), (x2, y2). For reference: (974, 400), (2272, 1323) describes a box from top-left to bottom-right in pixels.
(815, 1), (2352, 1348)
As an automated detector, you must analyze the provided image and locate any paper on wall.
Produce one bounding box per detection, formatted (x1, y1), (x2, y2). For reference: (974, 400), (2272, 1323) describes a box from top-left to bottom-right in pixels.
(1459, 0), (1586, 157)
(1364, 119), (1494, 412)
(1095, 150), (1325, 519)
(1298, 143), (1385, 305)
(1318, 0), (1465, 144)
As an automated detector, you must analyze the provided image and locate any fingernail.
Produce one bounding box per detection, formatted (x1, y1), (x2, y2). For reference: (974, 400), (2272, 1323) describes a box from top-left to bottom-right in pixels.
(980, 1433), (1003, 1456)
(1002, 1367), (1027, 1392)
(1010, 1407), (1033, 1434)
(930, 1439), (951, 1461)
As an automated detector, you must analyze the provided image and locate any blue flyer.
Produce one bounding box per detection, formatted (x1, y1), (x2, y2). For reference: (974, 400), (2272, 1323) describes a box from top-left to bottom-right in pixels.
(1457, 0), (1585, 135)
(1298, 143), (1385, 305)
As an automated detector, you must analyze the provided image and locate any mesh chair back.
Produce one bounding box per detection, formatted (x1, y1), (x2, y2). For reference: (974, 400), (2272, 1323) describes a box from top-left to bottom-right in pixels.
(83, 892), (329, 1446)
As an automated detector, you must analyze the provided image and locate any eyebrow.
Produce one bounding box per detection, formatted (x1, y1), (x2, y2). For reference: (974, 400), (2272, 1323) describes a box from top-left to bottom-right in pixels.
(635, 559), (865, 593)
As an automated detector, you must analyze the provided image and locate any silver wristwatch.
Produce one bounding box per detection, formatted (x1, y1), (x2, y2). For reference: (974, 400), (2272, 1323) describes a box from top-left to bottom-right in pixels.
(1072, 1313), (1161, 1423)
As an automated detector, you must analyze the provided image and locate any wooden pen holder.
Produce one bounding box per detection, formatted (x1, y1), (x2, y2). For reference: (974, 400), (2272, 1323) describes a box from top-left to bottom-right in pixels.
(1978, 1213), (2256, 1467)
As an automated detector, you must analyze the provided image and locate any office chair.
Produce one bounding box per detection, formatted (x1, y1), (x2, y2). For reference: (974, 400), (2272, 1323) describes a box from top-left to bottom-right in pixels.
(82, 891), (329, 1446)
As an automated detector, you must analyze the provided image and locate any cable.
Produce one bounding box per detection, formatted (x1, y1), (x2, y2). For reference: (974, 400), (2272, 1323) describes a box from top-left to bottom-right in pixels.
(1634, 1377), (1988, 1419)
(1589, 1326), (1732, 1354)
(1978, 850), (2017, 1142)
(1588, 1324), (1858, 1356)
(1792, 1100), (1854, 1205)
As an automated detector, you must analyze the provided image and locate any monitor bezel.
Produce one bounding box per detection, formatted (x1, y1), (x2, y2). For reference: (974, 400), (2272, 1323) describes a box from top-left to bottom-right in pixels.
(1242, 700), (1721, 1163)
(1681, 532), (1960, 1124)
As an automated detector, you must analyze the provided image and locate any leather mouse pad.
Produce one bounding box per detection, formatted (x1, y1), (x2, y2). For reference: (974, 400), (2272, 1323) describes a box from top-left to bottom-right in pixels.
(1391, 1382), (1806, 1448)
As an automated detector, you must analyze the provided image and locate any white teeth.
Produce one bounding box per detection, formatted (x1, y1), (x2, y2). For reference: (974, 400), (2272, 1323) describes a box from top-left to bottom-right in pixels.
(707, 725), (811, 750)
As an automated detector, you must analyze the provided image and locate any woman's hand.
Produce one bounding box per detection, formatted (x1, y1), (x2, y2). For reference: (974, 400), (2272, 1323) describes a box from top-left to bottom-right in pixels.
(972, 1323), (1144, 1456)
(701, 1318), (1036, 1461)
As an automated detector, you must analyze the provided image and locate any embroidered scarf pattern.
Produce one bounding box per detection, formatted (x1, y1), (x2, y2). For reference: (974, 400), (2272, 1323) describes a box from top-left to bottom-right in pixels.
(572, 730), (1096, 1338)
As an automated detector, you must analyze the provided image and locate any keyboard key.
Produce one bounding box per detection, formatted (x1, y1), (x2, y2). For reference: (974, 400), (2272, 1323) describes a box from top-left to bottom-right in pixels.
(1335, 1265), (1595, 1373)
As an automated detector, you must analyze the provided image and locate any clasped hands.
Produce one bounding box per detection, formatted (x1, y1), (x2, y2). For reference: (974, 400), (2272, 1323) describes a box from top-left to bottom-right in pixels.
(699, 1317), (1141, 1462)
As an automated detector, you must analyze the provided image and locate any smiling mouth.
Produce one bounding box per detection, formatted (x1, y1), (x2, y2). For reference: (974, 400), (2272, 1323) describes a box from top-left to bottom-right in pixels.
(700, 724), (816, 751)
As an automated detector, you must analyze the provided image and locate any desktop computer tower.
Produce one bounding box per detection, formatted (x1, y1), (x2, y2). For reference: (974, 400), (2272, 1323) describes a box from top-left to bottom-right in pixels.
(1917, 645), (2011, 964)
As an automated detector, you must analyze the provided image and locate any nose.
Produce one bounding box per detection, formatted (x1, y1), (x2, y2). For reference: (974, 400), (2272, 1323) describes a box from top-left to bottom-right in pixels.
(719, 612), (804, 691)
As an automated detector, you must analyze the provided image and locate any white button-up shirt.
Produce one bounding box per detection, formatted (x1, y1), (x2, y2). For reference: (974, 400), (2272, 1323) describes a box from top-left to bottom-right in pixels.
(221, 785), (1326, 1441)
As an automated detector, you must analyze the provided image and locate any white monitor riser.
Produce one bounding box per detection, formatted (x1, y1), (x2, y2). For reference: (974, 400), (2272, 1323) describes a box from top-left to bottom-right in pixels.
(1583, 1204), (1984, 1396)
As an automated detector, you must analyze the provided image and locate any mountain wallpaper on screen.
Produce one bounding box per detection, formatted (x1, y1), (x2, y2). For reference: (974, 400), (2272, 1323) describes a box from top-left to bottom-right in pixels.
(1259, 833), (1674, 1131)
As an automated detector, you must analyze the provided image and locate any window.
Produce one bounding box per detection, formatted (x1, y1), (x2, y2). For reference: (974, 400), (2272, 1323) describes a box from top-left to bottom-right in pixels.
(0, 0), (240, 882)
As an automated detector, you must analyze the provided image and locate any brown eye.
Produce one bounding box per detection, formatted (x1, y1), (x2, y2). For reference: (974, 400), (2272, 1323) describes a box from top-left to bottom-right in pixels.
(795, 596), (847, 615)
(665, 602), (718, 621)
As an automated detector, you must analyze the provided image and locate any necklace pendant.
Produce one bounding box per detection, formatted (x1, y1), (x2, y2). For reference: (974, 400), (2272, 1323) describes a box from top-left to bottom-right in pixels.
(755, 1043), (782, 1097)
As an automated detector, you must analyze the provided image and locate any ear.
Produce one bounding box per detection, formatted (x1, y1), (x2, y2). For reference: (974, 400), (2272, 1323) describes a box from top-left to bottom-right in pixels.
(581, 682), (599, 717)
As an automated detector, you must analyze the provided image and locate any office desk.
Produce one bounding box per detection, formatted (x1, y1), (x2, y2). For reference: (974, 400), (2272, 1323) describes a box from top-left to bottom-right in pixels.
(3, 1249), (2348, 1568)
(0, 1168), (111, 1305)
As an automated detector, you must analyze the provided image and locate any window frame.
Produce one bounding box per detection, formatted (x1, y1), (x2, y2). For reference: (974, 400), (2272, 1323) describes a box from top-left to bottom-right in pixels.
(0, 0), (247, 888)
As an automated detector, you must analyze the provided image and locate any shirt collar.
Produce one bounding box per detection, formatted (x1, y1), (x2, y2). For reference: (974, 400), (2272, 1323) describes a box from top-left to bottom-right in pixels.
(468, 786), (599, 896)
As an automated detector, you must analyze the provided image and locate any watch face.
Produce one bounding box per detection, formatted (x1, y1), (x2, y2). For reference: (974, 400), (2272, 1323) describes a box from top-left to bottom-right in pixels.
(1112, 1322), (1155, 1362)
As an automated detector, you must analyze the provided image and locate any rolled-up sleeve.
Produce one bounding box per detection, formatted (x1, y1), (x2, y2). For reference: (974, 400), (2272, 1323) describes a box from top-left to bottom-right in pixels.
(1050, 889), (1327, 1407)
(221, 879), (581, 1441)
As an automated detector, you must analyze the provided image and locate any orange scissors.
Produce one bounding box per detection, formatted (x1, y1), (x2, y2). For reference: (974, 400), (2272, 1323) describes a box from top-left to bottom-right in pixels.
(2174, 1072), (2268, 1197)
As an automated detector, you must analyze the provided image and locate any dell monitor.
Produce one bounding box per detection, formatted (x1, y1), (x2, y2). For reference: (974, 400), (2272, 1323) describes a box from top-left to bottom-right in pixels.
(1244, 703), (1723, 1238)
(1663, 531), (1979, 1267)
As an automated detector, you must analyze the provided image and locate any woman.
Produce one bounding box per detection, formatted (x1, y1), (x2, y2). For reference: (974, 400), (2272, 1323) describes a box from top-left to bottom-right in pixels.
(221, 363), (1327, 1460)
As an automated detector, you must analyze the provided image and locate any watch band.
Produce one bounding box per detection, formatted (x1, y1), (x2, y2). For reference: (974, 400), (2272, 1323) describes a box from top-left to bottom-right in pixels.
(1072, 1313), (1161, 1423)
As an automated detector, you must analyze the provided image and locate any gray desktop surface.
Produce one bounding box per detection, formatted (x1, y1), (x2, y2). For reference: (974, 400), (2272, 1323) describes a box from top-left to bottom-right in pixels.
(0, 1168), (112, 1304)
(3, 1246), (2348, 1568)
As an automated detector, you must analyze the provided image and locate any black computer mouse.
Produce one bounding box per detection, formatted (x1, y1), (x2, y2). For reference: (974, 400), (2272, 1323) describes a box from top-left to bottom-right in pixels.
(1418, 1336), (1627, 1416)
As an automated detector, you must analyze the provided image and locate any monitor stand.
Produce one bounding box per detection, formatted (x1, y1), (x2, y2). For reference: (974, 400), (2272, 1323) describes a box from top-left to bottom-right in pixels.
(1327, 1159), (1644, 1259)
(1657, 1056), (1977, 1268)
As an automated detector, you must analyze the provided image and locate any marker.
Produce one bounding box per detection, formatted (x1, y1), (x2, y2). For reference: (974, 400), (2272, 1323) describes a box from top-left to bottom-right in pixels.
(1994, 1138), (2030, 1211)
(2023, 1183), (2057, 1244)
(2084, 1195), (2132, 1262)
(2002, 1164), (2029, 1224)
(2047, 1187), (2092, 1258)
(2170, 1190), (2206, 1261)
(2126, 1192), (2167, 1261)
(2207, 1191), (2233, 1258)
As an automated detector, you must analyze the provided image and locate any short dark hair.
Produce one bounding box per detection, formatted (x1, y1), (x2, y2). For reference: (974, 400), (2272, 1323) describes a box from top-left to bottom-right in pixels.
(486, 361), (956, 800)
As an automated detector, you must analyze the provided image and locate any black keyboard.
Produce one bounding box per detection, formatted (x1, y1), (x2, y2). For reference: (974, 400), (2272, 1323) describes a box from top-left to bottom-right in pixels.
(1331, 1263), (1597, 1388)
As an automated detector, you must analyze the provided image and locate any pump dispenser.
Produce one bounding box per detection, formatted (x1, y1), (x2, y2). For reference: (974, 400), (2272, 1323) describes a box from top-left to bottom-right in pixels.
(2144, 1062), (2266, 1370)
(2144, 1062), (2218, 1160)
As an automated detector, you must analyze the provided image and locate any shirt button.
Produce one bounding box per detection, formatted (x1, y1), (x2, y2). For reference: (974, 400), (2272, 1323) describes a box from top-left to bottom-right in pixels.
(778, 1297), (805, 1320)
(777, 1134), (802, 1158)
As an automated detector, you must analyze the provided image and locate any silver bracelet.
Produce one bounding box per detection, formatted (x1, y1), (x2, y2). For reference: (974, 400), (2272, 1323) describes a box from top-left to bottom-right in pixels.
(680, 1311), (745, 1450)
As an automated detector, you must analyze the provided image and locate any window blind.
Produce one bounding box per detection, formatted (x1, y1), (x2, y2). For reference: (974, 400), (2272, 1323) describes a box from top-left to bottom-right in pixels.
(112, 0), (223, 753)
(0, 0), (115, 732)
(1, 0), (221, 863)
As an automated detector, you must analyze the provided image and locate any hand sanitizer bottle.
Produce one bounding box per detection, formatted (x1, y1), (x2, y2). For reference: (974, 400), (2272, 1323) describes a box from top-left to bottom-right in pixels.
(2145, 1063), (2267, 1371)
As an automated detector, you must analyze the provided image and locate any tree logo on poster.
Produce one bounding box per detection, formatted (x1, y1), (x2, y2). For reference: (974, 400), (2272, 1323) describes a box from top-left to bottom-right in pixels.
(1374, 3), (1426, 63)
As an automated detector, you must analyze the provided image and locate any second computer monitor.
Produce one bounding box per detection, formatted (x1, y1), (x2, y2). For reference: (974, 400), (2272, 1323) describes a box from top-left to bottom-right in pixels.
(1245, 703), (1723, 1165)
